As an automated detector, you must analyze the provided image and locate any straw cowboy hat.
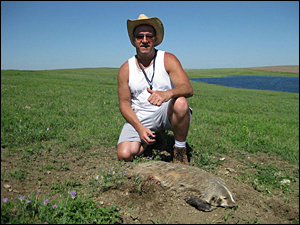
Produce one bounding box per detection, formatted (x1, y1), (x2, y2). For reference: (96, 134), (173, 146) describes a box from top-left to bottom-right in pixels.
(127, 14), (164, 47)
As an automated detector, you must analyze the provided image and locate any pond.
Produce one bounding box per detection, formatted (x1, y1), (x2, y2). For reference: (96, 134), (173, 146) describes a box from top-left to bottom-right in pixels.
(190, 76), (299, 93)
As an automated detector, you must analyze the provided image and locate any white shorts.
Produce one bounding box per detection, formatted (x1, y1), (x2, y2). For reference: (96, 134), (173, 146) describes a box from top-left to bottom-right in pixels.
(117, 101), (192, 145)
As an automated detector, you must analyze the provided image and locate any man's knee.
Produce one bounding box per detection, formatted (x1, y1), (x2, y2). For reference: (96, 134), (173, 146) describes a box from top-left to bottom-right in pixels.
(173, 97), (189, 116)
(117, 142), (144, 161)
(117, 147), (133, 161)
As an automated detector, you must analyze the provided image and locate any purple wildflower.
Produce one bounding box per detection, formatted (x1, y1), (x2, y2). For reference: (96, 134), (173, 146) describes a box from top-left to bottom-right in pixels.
(241, 152), (246, 155)
(27, 200), (31, 204)
(43, 199), (49, 205)
(52, 204), (58, 209)
(19, 195), (26, 201)
(70, 190), (76, 199)
(2, 198), (8, 203)
(37, 189), (42, 194)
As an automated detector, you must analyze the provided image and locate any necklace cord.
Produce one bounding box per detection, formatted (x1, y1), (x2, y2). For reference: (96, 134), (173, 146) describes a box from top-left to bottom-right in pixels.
(136, 50), (157, 90)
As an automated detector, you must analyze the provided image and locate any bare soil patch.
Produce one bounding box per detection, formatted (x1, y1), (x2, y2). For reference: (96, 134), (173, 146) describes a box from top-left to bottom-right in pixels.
(244, 65), (299, 74)
(1, 145), (299, 224)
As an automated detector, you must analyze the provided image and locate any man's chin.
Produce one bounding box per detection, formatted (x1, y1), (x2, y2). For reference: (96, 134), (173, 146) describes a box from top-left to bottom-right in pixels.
(140, 47), (150, 52)
(138, 47), (154, 55)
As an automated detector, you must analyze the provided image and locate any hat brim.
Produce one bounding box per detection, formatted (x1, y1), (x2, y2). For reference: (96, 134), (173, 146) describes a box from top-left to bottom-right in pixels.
(127, 17), (164, 47)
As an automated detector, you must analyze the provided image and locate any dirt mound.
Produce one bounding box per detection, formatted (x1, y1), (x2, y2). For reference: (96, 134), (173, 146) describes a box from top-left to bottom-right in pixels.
(1, 146), (299, 224)
(94, 164), (298, 224)
(245, 65), (299, 73)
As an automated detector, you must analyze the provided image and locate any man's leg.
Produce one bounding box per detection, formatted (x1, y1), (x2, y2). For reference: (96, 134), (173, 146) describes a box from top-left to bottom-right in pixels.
(117, 121), (148, 161)
(168, 97), (191, 165)
(117, 142), (147, 161)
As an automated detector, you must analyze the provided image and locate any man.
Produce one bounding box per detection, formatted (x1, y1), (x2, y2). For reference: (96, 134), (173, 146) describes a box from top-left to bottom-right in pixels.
(117, 14), (193, 165)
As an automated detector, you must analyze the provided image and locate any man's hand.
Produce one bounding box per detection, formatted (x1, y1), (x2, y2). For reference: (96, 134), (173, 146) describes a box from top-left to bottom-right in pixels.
(147, 87), (171, 106)
(138, 125), (156, 145)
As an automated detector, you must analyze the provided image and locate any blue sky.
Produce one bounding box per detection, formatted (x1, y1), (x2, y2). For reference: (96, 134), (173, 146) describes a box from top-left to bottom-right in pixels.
(1, 1), (299, 70)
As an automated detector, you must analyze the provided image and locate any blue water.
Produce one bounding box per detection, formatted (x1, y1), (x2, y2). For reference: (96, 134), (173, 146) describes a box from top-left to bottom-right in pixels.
(190, 76), (299, 93)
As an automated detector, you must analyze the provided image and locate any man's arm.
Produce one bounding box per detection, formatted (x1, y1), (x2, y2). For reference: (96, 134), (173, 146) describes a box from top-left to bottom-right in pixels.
(147, 52), (194, 106)
(118, 62), (156, 144)
(165, 52), (194, 98)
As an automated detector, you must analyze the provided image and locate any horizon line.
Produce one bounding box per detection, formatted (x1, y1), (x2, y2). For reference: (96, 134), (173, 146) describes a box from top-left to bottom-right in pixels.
(1, 65), (299, 72)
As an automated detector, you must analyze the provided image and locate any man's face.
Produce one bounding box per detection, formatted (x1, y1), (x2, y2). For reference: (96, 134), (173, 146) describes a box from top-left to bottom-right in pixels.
(133, 25), (157, 55)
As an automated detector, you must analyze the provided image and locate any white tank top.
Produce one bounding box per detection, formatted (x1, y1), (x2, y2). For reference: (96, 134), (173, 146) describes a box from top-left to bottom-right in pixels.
(128, 50), (174, 120)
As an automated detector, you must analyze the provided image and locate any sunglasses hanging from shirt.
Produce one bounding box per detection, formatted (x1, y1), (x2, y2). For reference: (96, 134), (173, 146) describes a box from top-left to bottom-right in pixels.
(135, 50), (157, 90)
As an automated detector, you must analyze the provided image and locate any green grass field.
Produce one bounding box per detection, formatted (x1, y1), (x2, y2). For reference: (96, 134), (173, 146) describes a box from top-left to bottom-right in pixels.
(1, 68), (298, 162)
(1, 67), (299, 223)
